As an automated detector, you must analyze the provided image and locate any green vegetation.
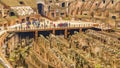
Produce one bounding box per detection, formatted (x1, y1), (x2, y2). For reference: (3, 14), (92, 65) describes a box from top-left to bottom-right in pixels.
(0, 63), (4, 68)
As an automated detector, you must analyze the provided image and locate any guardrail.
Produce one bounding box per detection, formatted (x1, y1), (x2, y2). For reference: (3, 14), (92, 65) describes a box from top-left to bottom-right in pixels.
(7, 23), (98, 32)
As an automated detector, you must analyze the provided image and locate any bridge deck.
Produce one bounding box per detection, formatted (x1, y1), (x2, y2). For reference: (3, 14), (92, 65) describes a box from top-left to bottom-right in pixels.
(7, 26), (94, 32)
(7, 23), (100, 32)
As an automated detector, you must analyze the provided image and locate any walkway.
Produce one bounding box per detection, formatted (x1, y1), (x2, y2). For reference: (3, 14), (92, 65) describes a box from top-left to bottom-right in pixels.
(7, 20), (99, 32)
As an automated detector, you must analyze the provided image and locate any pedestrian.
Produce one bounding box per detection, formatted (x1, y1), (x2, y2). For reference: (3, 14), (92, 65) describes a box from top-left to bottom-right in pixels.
(54, 24), (56, 28)
(69, 23), (70, 27)
(21, 19), (25, 29)
(35, 19), (40, 28)
(16, 20), (19, 24)
(32, 18), (36, 28)
(38, 21), (40, 28)
(26, 20), (31, 28)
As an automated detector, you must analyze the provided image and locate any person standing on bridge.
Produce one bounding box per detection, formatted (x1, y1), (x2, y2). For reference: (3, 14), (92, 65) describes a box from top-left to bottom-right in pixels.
(54, 23), (56, 28)
(36, 18), (40, 28)
(15, 20), (19, 30)
(32, 18), (35, 25)
(69, 22), (70, 27)
(16, 20), (19, 25)
(26, 20), (31, 29)
(44, 22), (46, 28)
(38, 20), (40, 28)
(21, 19), (25, 29)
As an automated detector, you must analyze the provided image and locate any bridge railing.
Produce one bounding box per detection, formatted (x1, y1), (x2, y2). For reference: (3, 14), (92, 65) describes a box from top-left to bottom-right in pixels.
(7, 23), (98, 31)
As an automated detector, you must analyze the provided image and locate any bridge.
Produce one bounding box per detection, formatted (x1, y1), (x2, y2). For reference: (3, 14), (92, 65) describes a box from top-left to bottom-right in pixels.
(7, 22), (99, 40)
(0, 21), (100, 68)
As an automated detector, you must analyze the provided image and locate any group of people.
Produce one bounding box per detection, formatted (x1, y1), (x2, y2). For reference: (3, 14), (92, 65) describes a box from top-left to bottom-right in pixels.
(26, 18), (40, 28)
(16, 17), (41, 29)
(57, 23), (69, 27)
(11, 6), (34, 16)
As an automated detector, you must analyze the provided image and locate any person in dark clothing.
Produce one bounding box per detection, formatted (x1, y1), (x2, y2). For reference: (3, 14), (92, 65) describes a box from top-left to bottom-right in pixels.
(32, 18), (36, 25)
(26, 17), (30, 21)
(36, 19), (40, 28)
(16, 20), (19, 24)
(26, 20), (31, 28)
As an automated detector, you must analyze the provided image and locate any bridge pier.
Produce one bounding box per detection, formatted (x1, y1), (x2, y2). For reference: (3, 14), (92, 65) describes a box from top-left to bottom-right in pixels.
(52, 29), (55, 35)
(64, 29), (68, 39)
(34, 31), (38, 51)
(79, 28), (82, 32)
(35, 31), (38, 42)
